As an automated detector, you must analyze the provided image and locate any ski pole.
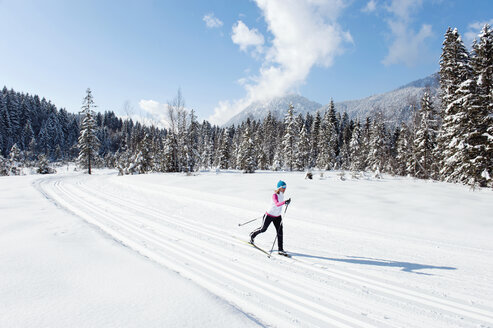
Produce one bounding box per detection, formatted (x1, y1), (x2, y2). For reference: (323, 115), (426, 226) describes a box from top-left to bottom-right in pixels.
(238, 217), (260, 227)
(270, 203), (289, 255)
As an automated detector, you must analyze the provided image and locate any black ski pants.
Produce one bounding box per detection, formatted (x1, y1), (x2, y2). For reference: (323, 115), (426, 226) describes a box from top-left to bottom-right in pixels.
(250, 214), (283, 251)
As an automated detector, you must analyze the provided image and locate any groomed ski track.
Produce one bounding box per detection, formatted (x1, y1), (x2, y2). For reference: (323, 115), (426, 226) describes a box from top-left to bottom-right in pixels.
(35, 172), (493, 328)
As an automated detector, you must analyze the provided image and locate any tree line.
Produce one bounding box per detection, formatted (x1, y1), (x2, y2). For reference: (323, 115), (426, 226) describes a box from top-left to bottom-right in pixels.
(1, 25), (492, 188)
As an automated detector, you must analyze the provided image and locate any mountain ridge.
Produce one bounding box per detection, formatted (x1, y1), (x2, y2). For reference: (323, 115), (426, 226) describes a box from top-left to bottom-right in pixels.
(224, 73), (440, 126)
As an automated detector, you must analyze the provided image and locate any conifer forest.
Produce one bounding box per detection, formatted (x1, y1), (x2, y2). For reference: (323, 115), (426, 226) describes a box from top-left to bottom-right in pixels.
(1, 26), (492, 188)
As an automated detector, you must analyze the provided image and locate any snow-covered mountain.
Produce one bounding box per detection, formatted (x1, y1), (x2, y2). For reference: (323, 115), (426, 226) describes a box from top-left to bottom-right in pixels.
(224, 73), (440, 126)
(328, 73), (440, 123)
(224, 94), (322, 126)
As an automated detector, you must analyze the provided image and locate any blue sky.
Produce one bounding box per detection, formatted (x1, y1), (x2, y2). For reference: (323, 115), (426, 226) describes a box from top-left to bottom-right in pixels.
(1, 0), (492, 126)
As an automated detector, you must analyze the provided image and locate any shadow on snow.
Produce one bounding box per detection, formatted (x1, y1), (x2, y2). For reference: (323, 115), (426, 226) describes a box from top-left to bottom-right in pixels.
(289, 253), (457, 275)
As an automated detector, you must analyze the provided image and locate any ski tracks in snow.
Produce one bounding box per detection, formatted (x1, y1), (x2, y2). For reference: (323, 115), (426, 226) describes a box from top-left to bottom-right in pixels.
(35, 174), (493, 328)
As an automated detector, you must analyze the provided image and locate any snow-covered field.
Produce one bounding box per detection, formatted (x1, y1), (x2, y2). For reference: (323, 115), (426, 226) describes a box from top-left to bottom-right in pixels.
(1, 169), (492, 328)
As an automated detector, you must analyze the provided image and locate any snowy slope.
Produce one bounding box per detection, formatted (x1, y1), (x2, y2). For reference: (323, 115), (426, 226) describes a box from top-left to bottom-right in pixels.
(224, 74), (440, 126)
(327, 73), (440, 123)
(0, 174), (259, 328)
(225, 94), (322, 126)
(2, 169), (493, 327)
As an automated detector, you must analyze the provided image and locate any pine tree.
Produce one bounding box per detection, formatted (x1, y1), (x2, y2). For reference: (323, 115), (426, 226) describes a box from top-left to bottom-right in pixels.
(0, 155), (9, 176)
(261, 111), (277, 166)
(254, 129), (268, 170)
(161, 135), (177, 172)
(349, 120), (364, 172)
(37, 154), (54, 174)
(414, 92), (439, 179)
(217, 128), (231, 169)
(271, 143), (283, 171)
(282, 104), (298, 171)
(237, 124), (256, 173)
(0, 95), (13, 156)
(316, 111), (329, 169)
(339, 114), (352, 170)
(310, 111), (322, 168)
(133, 132), (154, 174)
(317, 108), (337, 170)
(469, 24), (493, 187)
(9, 143), (22, 175)
(360, 117), (372, 171)
(367, 111), (388, 174)
(327, 99), (339, 168)
(186, 109), (199, 172)
(395, 123), (411, 176)
(438, 27), (471, 183)
(77, 88), (100, 174)
(296, 123), (310, 170)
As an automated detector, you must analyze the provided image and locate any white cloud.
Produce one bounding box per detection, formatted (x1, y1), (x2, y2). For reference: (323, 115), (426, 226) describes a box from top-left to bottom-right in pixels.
(362, 0), (377, 13)
(209, 0), (352, 126)
(385, 0), (422, 23)
(383, 22), (432, 67)
(203, 13), (223, 29)
(382, 0), (432, 67)
(231, 20), (265, 53)
(464, 19), (493, 47)
(135, 99), (170, 129)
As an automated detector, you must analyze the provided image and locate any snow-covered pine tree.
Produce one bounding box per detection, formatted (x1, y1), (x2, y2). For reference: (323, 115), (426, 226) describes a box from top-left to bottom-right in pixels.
(0, 155), (9, 176)
(133, 132), (154, 174)
(296, 123), (310, 170)
(77, 88), (100, 175)
(38, 113), (62, 160)
(236, 123), (256, 173)
(317, 106), (337, 170)
(316, 110), (329, 170)
(0, 94), (13, 156)
(349, 120), (364, 172)
(6, 89), (20, 141)
(282, 104), (298, 171)
(310, 111), (322, 168)
(230, 126), (240, 169)
(260, 111), (276, 167)
(438, 27), (471, 183)
(198, 134), (212, 170)
(339, 114), (353, 170)
(367, 111), (388, 174)
(37, 154), (54, 174)
(216, 128), (231, 169)
(360, 117), (372, 171)
(293, 114), (305, 170)
(395, 123), (412, 176)
(22, 120), (34, 155)
(469, 24), (493, 187)
(186, 109), (199, 172)
(414, 92), (439, 179)
(271, 142), (283, 171)
(9, 143), (22, 175)
(327, 99), (339, 168)
(254, 129), (268, 170)
(161, 135), (177, 172)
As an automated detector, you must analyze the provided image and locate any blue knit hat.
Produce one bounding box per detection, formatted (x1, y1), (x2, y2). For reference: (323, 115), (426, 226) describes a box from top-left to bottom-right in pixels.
(277, 180), (286, 189)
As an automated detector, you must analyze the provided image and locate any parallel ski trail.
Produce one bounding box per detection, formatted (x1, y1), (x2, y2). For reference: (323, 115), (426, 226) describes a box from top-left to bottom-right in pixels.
(40, 176), (385, 328)
(36, 174), (493, 327)
(113, 178), (493, 256)
(103, 177), (493, 325)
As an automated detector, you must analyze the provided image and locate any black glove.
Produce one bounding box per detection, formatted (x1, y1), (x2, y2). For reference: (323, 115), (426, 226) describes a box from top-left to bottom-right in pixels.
(285, 198), (291, 205)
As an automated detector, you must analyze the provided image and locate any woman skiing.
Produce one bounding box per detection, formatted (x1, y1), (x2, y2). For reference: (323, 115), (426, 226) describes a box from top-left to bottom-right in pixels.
(250, 180), (291, 256)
